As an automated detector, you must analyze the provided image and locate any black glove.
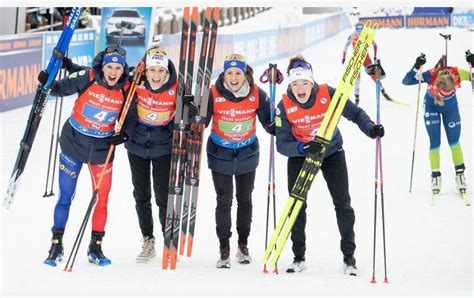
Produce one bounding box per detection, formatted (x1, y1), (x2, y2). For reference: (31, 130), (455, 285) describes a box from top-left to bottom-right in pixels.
(465, 50), (473, 67)
(341, 57), (346, 65)
(264, 122), (275, 136)
(38, 70), (49, 85)
(370, 124), (385, 139)
(62, 56), (74, 72)
(303, 140), (323, 155)
(366, 59), (386, 79)
(109, 132), (129, 145)
(183, 95), (198, 119)
(413, 53), (426, 70)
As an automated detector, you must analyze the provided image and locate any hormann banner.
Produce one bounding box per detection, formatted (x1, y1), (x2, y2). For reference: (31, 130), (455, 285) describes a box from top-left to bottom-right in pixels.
(359, 16), (405, 28)
(406, 14), (450, 28)
(0, 34), (43, 112)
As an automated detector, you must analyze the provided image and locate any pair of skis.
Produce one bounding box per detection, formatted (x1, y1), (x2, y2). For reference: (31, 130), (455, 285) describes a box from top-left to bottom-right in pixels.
(162, 7), (219, 270)
(3, 7), (84, 210)
(262, 21), (379, 269)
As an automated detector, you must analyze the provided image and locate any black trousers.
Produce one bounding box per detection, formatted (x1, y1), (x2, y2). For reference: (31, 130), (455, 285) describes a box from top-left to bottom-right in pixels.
(287, 149), (355, 259)
(212, 170), (256, 249)
(127, 152), (171, 238)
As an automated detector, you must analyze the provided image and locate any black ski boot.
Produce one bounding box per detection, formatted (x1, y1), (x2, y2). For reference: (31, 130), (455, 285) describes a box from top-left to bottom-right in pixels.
(87, 231), (111, 266)
(44, 228), (64, 267)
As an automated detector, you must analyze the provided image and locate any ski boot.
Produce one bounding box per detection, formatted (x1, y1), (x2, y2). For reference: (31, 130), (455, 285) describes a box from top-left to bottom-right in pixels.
(236, 241), (252, 264)
(216, 245), (230, 269)
(343, 255), (358, 276)
(455, 169), (469, 206)
(431, 171), (442, 205)
(87, 231), (111, 266)
(136, 236), (156, 263)
(44, 228), (64, 267)
(286, 256), (307, 273)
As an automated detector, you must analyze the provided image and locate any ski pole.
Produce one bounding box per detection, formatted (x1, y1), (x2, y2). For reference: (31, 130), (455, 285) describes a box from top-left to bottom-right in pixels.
(439, 33), (451, 66)
(63, 61), (145, 272)
(43, 11), (71, 198)
(259, 63), (282, 273)
(48, 87), (64, 196)
(409, 54), (424, 193)
(43, 79), (59, 197)
(371, 61), (389, 283)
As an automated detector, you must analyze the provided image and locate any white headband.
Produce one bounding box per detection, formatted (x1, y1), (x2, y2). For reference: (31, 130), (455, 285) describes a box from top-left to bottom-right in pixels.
(146, 52), (169, 70)
(288, 67), (314, 84)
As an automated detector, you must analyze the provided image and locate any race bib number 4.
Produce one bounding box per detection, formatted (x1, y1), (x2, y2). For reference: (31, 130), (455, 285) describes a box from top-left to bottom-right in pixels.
(218, 119), (253, 134)
(83, 104), (118, 124)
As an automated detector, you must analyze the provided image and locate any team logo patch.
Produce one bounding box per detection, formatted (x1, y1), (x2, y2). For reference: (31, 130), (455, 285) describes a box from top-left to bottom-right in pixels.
(169, 89), (175, 96)
(320, 97), (327, 104)
(112, 57), (118, 62)
(448, 122), (456, 128)
(215, 97), (225, 103)
(249, 96), (255, 102)
(287, 106), (298, 114)
(230, 61), (237, 66)
(275, 107), (281, 116)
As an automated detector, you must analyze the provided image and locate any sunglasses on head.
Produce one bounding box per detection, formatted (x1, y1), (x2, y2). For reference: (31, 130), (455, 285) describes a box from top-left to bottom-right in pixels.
(291, 60), (312, 70)
(225, 53), (246, 62)
(105, 46), (126, 56)
(147, 47), (167, 56)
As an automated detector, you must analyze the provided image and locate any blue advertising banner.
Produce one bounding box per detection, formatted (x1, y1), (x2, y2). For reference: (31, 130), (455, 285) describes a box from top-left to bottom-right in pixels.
(359, 16), (405, 28)
(99, 7), (153, 66)
(450, 13), (474, 27)
(0, 34), (43, 112)
(43, 29), (96, 69)
(406, 14), (450, 28)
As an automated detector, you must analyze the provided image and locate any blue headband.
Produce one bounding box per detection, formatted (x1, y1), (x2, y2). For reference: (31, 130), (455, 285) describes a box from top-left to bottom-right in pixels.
(224, 58), (246, 72)
(102, 52), (126, 67)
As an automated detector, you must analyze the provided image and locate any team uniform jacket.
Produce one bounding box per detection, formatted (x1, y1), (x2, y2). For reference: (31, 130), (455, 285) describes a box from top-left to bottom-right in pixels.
(275, 83), (374, 158)
(125, 60), (178, 159)
(205, 73), (272, 176)
(49, 51), (133, 164)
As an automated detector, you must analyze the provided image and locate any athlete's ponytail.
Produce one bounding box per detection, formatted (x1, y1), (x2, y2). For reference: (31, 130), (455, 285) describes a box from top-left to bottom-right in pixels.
(434, 69), (455, 106)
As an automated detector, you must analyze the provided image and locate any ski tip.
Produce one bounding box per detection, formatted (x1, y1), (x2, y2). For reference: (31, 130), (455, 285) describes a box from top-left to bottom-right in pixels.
(205, 7), (212, 18)
(192, 7), (198, 20)
(162, 250), (169, 270)
(186, 236), (193, 257)
(179, 235), (186, 256)
(170, 252), (178, 270)
(183, 7), (190, 19)
(212, 7), (220, 19)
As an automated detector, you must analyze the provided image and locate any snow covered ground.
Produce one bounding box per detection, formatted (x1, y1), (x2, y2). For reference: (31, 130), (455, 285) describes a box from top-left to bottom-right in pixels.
(1, 8), (472, 298)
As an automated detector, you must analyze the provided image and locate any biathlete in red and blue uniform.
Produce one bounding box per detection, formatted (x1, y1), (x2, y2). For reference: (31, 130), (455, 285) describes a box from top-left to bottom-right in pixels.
(341, 22), (392, 105)
(40, 47), (134, 267)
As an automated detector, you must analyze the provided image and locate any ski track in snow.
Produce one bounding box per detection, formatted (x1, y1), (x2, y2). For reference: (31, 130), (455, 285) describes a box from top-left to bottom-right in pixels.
(1, 9), (472, 298)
